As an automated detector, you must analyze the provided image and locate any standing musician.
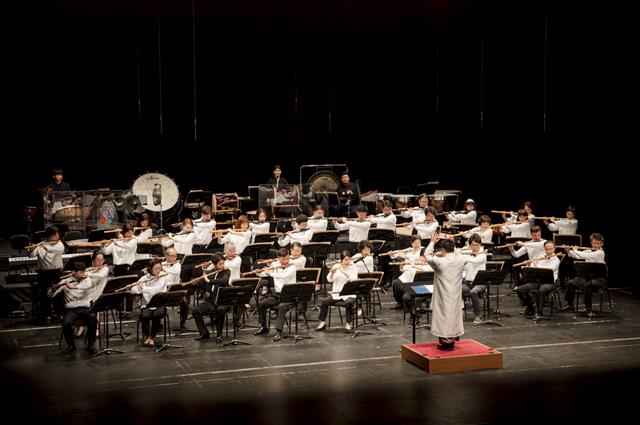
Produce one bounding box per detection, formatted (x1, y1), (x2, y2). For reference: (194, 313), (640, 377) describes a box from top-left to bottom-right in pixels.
(563, 233), (606, 317)
(191, 253), (231, 343)
(266, 164), (288, 187)
(333, 204), (371, 246)
(307, 205), (328, 232)
(278, 214), (313, 246)
(460, 234), (488, 325)
(390, 235), (431, 309)
(28, 226), (65, 324)
(249, 208), (271, 242)
(193, 206), (216, 253)
(218, 215), (252, 254)
(102, 225), (137, 276)
(515, 241), (561, 318)
(134, 213), (155, 242)
(462, 215), (494, 244)
(447, 198), (478, 225)
(162, 218), (196, 256)
(352, 240), (375, 274)
(501, 209), (532, 239)
(46, 168), (71, 192)
(545, 205), (578, 235)
(128, 258), (171, 347)
(407, 206), (439, 241)
(47, 262), (97, 355)
(400, 194), (430, 222)
(316, 250), (359, 332)
(336, 171), (360, 217)
(253, 248), (297, 341)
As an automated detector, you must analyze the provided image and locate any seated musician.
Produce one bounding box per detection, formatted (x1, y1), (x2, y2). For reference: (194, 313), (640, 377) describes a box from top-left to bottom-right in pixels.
(352, 240), (375, 274)
(191, 253), (231, 343)
(460, 234), (488, 325)
(307, 205), (328, 232)
(29, 225), (65, 324)
(218, 215), (252, 254)
(408, 206), (439, 240)
(74, 251), (109, 339)
(249, 208), (271, 242)
(501, 209), (532, 239)
(101, 224), (137, 276)
(253, 248), (297, 341)
(563, 233), (606, 317)
(333, 204), (371, 244)
(462, 214), (494, 244)
(503, 201), (536, 227)
(316, 250), (359, 332)
(370, 200), (397, 285)
(509, 225), (545, 260)
(162, 218), (196, 256)
(390, 235), (431, 309)
(336, 172), (360, 216)
(545, 205), (578, 235)
(289, 242), (307, 270)
(47, 262), (97, 355)
(515, 241), (560, 318)
(129, 258), (171, 347)
(135, 213), (155, 242)
(193, 206), (216, 252)
(447, 198), (478, 225)
(278, 214), (313, 246)
(401, 193), (429, 222)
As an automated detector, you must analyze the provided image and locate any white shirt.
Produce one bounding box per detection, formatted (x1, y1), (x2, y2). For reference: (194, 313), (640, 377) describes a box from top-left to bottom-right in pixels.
(447, 210), (477, 224)
(220, 230), (252, 255)
(250, 222), (270, 243)
(29, 241), (65, 270)
(464, 227), (493, 244)
(308, 218), (328, 232)
(502, 222), (531, 239)
(327, 264), (358, 300)
(334, 220), (371, 243)
(507, 213), (536, 227)
(163, 262), (182, 286)
(511, 240), (546, 261)
(394, 245), (433, 283)
(194, 219), (216, 246)
(130, 273), (170, 308)
(87, 266), (109, 302)
(401, 207), (426, 223)
(278, 228), (313, 246)
(461, 253), (487, 282)
(410, 221), (439, 240)
(547, 219), (578, 235)
(135, 228), (153, 243)
(163, 232), (196, 255)
(260, 262), (297, 294)
(529, 256), (560, 281)
(351, 253), (374, 274)
(102, 238), (137, 266)
(567, 249), (605, 263)
(370, 213), (397, 231)
(48, 276), (94, 309)
(290, 255), (307, 271)
(224, 256), (242, 282)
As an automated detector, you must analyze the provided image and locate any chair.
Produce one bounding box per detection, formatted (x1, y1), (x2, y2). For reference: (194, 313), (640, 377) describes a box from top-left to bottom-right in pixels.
(328, 278), (378, 337)
(140, 290), (188, 352)
(468, 270), (507, 326)
(296, 268), (322, 309)
(520, 267), (562, 321)
(358, 271), (385, 316)
(572, 262), (612, 316)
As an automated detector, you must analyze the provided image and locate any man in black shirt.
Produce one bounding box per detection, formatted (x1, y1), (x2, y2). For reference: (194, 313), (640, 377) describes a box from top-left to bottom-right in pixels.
(336, 172), (360, 216)
(266, 165), (288, 187)
(46, 168), (71, 192)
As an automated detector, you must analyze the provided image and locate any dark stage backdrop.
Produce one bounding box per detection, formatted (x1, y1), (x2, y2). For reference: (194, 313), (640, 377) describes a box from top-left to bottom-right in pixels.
(2, 1), (634, 283)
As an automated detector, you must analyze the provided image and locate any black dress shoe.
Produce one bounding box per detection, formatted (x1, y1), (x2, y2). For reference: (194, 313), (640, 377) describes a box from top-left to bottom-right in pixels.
(195, 334), (210, 341)
(272, 332), (282, 342)
(254, 326), (269, 335)
(436, 343), (454, 351)
(86, 346), (97, 355)
(215, 335), (222, 343)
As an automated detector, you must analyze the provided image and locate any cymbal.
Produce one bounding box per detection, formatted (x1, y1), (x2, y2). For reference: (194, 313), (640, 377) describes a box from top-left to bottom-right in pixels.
(37, 186), (53, 193)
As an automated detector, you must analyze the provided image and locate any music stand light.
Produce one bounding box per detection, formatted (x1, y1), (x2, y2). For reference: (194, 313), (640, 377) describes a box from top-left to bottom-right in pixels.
(215, 285), (255, 346)
(146, 290), (188, 352)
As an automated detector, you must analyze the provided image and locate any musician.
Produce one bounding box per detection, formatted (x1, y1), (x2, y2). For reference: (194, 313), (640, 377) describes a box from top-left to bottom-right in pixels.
(307, 205), (328, 232)
(289, 242), (307, 270)
(29, 226), (65, 324)
(390, 235), (431, 309)
(278, 214), (313, 246)
(135, 213), (155, 242)
(266, 164), (288, 187)
(250, 208), (271, 242)
(408, 206), (439, 240)
(159, 247), (188, 331)
(462, 215), (493, 244)
(447, 198), (478, 225)
(501, 209), (532, 239)
(336, 172), (360, 216)
(460, 234), (488, 325)
(316, 250), (359, 332)
(46, 168), (71, 192)
(503, 201), (536, 227)
(253, 248), (297, 341)
(509, 225), (546, 261)
(191, 253), (231, 343)
(162, 217), (196, 256)
(515, 241), (560, 318)
(545, 206), (578, 235)
(370, 200), (396, 285)
(130, 258), (171, 347)
(352, 240), (374, 274)
(47, 262), (97, 355)
(563, 233), (606, 317)
(86, 251), (109, 303)
(400, 194), (429, 222)
(334, 204), (371, 244)
(101, 225), (137, 276)
(193, 206), (216, 252)
(218, 215), (252, 254)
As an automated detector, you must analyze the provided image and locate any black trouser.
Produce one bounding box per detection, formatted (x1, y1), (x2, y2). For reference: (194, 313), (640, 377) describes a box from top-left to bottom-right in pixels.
(565, 277), (606, 313)
(114, 264), (134, 311)
(192, 300), (230, 337)
(392, 278), (411, 305)
(36, 268), (61, 321)
(378, 241), (394, 285)
(139, 307), (166, 339)
(62, 307), (97, 349)
(461, 282), (486, 316)
(517, 282), (556, 314)
(257, 293), (294, 332)
(318, 296), (354, 323)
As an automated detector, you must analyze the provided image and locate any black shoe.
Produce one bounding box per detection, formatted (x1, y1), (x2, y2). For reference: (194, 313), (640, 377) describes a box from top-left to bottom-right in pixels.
(254, 326), (269, 335)
(62, 346), (76, 355)
(273, 331), (282, 342)
(436, 343), (454, 351)
(215, 335), (222, 343)
(86, 346), (97, 355)
(195, 333), (210, 341)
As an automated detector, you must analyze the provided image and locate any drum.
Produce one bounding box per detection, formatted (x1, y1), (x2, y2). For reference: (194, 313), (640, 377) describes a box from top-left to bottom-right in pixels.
(132, 173), (180, 212)
(428, 191), (460, 213)
(273, 185), (300, 206)
(55, 205), (82, 221)
(24, 206), (38, 221)
(96, 200), (118, 229)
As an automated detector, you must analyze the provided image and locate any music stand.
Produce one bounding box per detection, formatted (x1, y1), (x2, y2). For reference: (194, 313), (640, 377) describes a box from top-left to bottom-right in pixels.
(339, 279), (376, 338)
(215, 285), (255, 346)
(357, 272), (386, 325)
(229, 277), (261, 329)
(407, 284), (433, 343)
(253, 233), (279, 244)
(302, 242), (332, 267)
(310, 231), (339, 244)
(278, 283), (315, 343)
(367, 228), (395, 243)
(520, 267), (555, 322)
(241, 243), (274, 263)
(146, 290), (188, 352)
(88, 229), (106, 242)
(92, 292), (127, 356)
(471, 270), (507, 326)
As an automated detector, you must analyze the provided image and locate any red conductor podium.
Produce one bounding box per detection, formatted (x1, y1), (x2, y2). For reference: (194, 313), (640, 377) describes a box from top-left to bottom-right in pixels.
(401, 339), (502, 374)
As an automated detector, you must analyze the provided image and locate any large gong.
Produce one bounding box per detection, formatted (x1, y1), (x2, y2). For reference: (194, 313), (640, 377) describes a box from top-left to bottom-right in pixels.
(132, 173), (180, 212)
(307, 171), (339, 194)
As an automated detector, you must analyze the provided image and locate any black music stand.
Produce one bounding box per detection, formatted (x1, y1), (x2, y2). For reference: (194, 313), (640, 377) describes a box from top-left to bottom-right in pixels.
(407, 284), (432, 343)
(472, 270), (507, 326)
(310, 230), (339, 244)
(253, 233), (279, 244)
(241, 242), (274, 263)
(302, 242), (332, 269)
(520, 267), (555, 322)
(146, 290), (188, 352)
(229, 277), (261, 329)
(215, 285), (255, 346)
(339, 279), (376, 338)
(367, 228), (395, 243)
(92, 292), (128, 356)
(88, 229), (106, 242)
(279, 283), (315, 343)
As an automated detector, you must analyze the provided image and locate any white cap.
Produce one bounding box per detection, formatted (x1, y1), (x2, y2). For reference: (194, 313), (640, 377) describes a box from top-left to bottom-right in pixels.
(465, 198), (475, 204)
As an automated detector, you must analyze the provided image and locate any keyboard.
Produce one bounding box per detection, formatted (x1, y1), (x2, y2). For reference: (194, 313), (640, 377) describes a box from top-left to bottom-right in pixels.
(6, 253), (91, 268)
